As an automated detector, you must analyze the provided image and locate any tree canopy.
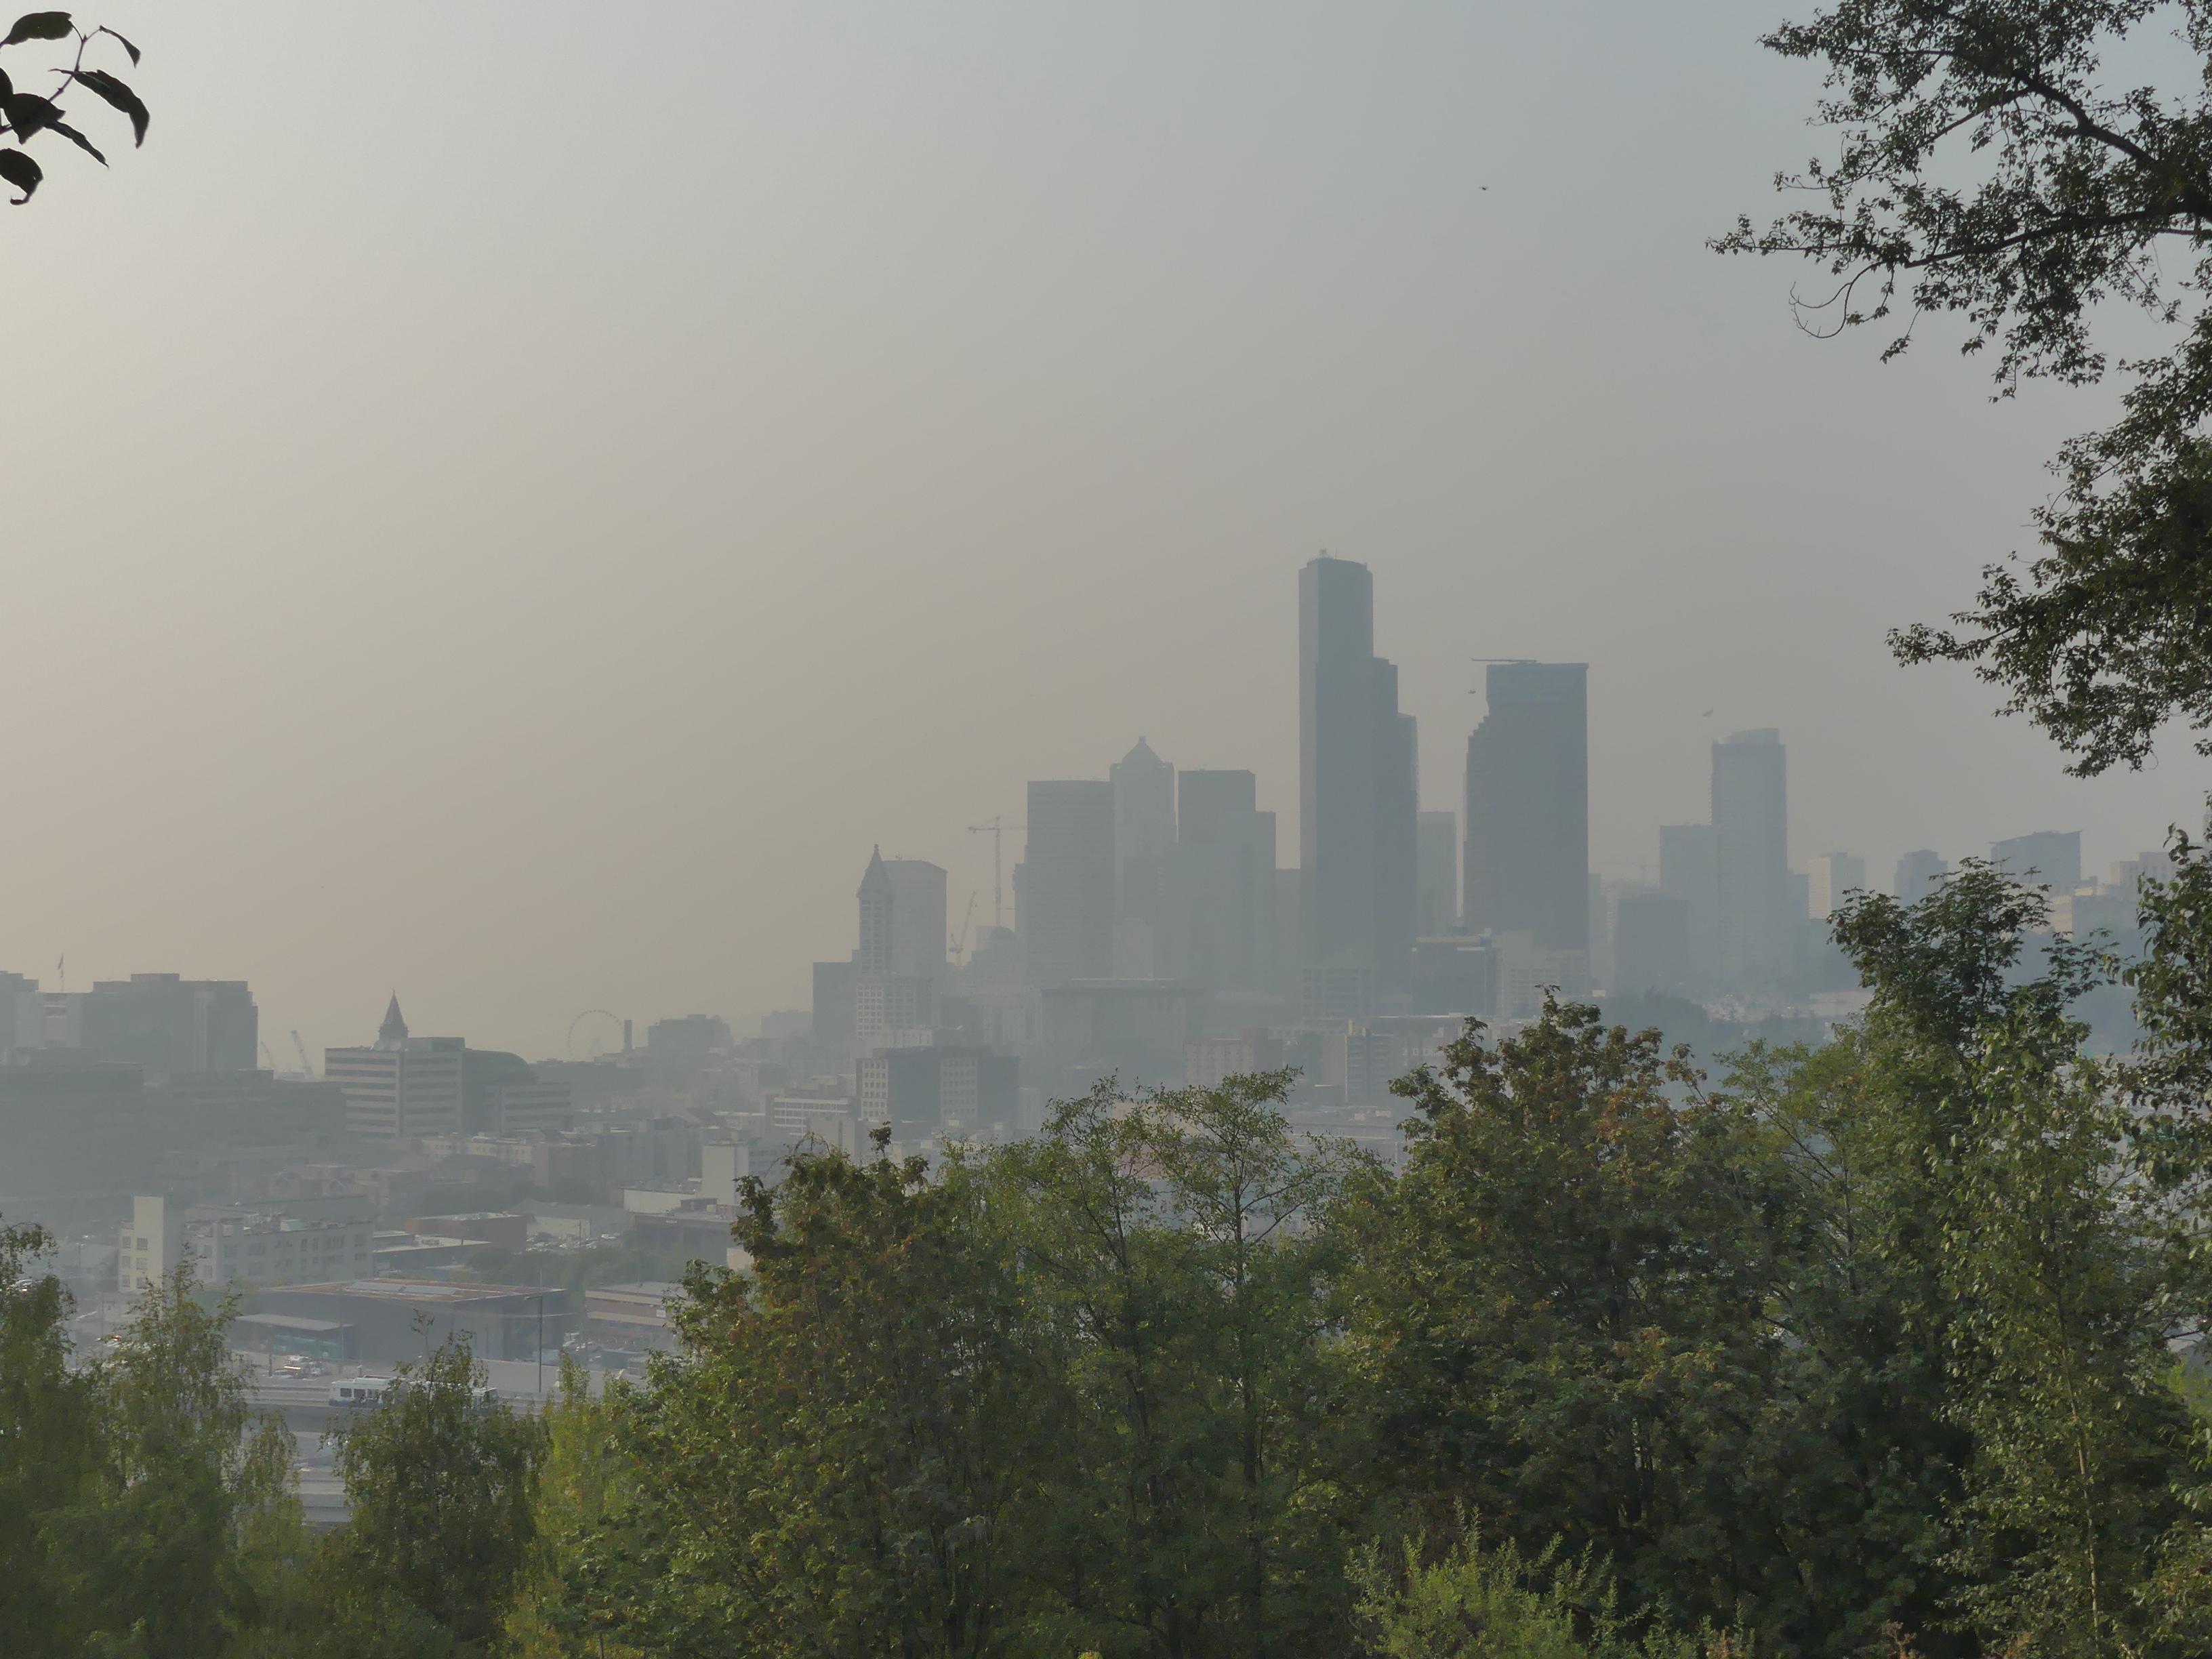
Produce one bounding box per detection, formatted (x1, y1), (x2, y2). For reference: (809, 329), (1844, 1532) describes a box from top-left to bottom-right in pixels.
(1719, 0), (2212, 773)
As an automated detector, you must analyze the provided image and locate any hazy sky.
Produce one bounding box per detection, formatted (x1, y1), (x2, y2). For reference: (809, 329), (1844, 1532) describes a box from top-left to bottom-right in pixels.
(5, 2), (2208, 1060)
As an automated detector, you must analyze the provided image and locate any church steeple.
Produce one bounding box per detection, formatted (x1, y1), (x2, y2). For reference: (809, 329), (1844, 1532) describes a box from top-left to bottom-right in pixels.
(377, 993), (409, 1049)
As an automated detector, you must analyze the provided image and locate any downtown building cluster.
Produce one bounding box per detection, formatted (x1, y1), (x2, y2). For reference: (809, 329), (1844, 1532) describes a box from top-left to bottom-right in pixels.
(1, 557), (2186, 1376)
(789, 554), (2184, 1154)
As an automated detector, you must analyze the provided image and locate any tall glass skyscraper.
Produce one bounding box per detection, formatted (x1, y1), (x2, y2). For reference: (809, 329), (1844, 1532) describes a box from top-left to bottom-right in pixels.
(1462, 662), (1589, 967)
(1298, 554), (1417, 987)
(1712, 728), (1790, 991)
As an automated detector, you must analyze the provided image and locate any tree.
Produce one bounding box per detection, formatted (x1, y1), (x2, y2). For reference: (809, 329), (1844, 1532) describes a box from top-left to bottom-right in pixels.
(989, 1076), (1359, 1658)
(1334, 1002), (1804, 1643)
(62, 1267), (302, 1659)
(603, 1135), (1033, 1658)
(1719, 1), (2212, 775)
(0, 1217), (99, 1654)
(0, 10), (148, 205)
(503, 1358), (644, 1659)
(1826, 865), (2194, 1657)
(1350, 1530), (1721, 1659)
(325, 1330), (547, 1654)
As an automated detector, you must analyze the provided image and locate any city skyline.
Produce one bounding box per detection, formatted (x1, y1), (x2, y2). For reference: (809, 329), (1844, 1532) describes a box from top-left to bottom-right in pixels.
(3, 546), (2200, 1059)
(7, 3), (2212, 1059)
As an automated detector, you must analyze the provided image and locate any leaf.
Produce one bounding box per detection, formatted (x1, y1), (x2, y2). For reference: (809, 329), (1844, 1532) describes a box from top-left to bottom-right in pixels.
(0, 89), (52, 138)
(94, 23), (135, 64)
(45, 112), (100, 163)
(0, 146), (41, 202)
(70, 67), (142, 144)
(0, 12), (70, 47)
(0, 68), (10, 100)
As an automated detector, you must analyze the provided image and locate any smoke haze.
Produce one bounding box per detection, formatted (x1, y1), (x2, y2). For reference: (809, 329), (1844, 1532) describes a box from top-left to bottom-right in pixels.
(3, 1), (2205, 1056)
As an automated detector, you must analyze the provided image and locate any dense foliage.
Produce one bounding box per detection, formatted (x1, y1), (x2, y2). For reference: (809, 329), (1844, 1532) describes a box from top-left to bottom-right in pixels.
(15, 851), (2212, 1655)
(1721, 1), (2212, 775)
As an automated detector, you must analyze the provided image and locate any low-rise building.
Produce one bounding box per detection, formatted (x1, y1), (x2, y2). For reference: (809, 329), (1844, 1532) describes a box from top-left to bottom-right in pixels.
(247, 1279), (575, 1366)
(119, 1195), (376, 1294)
(581, 1280), (682, 1353)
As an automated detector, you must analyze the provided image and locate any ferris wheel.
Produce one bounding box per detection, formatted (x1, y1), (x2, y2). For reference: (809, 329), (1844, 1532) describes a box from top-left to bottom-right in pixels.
(566, 1008), (625, 1061)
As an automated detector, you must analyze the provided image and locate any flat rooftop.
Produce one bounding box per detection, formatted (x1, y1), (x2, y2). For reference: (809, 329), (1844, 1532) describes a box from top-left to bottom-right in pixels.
(268, 1280), (559, 1301)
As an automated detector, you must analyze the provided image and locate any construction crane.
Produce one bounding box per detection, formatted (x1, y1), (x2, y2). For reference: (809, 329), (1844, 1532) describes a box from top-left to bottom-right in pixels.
(291, 1030), (314, 1079)
(968, 818), (1023, 932)
(949, 892), (977, 966)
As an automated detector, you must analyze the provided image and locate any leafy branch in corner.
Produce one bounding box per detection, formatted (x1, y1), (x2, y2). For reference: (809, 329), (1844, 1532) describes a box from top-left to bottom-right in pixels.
(0, 9), (146, 206)
(1718, 1), (2212, 775)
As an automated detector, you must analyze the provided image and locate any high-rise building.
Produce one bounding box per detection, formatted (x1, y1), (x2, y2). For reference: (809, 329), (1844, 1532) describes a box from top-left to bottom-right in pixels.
(323, 996), (464, 1139)
(854, 973), (937, 1052)
(0, 971), (41, 1053)
(857, 849), (948, 979)
(1415, 811), (1458, 938)
(1660, 823), (1719, 991)
(1022, 780), (1116, 985)
(76, 973), (257, 1075)
(857, 1046), (1019, 1143)
(1298, 554), (1417, 986)
(1806, 853), (1867, 919)
(1111, 738), (1176, 977)
(1990, 830), (2083, 894)
(1713, 729), (1790, 991)
(1893, 849), (1949, 902)
(811, 960), (857, 1059)
(1462, 663), (1589, 971)
(1169, 769), (1277, 994)
(1612, 888), (1691, 996)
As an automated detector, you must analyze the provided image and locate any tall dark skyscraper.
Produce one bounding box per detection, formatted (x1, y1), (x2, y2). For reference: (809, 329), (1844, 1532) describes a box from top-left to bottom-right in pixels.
(1021, 779), (1116, 987)
(1660, 821), (1719, 989)
(1170, 768), (1277, 994)
(1110, 737), (1176, 977)
(1713, 728), (1790, 990)
(1298, 554), (1417, 986)
(1462, 662), (1589, 962)
(1414, 810), (1458, 939)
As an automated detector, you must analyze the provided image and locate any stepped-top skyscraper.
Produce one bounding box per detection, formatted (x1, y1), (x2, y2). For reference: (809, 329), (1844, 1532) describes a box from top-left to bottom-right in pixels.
(1462, 662), (1589, 972)
(1298, 554), (1417, 987)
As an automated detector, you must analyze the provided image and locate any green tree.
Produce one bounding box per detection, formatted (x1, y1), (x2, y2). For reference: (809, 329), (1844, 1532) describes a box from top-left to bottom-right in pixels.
(0, 1217), (99, 1654)
(1826, 864), (2194, 1657)
(604, 1134), (1032, 1658)
(325, 1330), (547, 1654)
(1351, 1529), (1719, 1659)
(989, 1075), (1359, 1657)
(60, 1265), (302, 1659)
(1336, 1002), (1798, 1641)
(504, 1357), (644, 1659)
(1719, 1), (2212, 775)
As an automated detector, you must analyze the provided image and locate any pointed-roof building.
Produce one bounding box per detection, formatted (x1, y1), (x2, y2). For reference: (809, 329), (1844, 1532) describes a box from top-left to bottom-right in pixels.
(377, 994), (409, 1050)
(855, 846), (947, 980)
